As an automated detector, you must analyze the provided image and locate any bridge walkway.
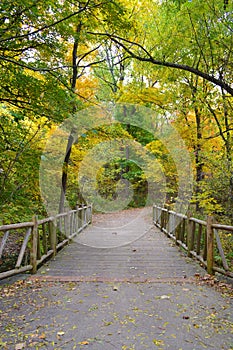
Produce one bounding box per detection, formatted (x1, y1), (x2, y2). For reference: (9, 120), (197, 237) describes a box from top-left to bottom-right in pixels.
(1, 208), (232, 350)
(37, 207), (204, 281)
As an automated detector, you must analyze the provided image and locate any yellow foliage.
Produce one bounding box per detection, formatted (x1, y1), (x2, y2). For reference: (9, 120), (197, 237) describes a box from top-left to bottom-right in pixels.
(75, 76), (99, 100)
(24, 68), (45, 81)
(65, 43), (98, 64)
(117, 85), (164, 106)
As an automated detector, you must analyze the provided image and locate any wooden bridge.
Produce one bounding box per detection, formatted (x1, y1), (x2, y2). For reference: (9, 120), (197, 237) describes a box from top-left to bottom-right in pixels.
(34, 207), (204, 283)
(0, 206), (233, 350)
(0, 205), (232, 281)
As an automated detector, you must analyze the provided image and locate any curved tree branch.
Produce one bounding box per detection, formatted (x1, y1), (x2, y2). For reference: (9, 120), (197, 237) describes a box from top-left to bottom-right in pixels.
(88, 32), (233, 96)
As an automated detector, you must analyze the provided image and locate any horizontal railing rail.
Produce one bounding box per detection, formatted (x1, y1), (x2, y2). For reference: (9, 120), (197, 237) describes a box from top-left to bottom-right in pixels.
(0, 204), (92, 280)
(153, 205), (233, 277)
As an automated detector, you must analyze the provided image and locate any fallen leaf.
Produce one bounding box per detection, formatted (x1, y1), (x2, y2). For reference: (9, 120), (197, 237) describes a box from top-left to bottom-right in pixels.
(79, 341), (89, 345)
(153, 339), (164, 346)
(15, 343), (26, 350)
(182, 316), (190, 319)
(57, 331), (65, 336)
(160, 295), (170, 299)
(39, 333), (46, 339)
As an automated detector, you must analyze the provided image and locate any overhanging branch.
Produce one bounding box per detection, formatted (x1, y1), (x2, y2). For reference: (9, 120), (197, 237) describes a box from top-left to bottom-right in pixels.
(88, 32), (233, 96)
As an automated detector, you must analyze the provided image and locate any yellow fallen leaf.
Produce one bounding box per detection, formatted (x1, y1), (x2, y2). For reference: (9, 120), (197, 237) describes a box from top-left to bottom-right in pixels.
(57, 331), (65, 336)
(153, 339), (164, 346)
(79, 341), (89, 345)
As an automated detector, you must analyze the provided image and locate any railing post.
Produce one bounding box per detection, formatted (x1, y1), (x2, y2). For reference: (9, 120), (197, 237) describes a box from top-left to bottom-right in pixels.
(76, 204), (80, 232)
(169, 212), (175, 236)
(64, 212), (68, 237)
(84, 204), (87, 225)
(187, 212), (194, 257)
(72, 210), (76, 235)
(165, 209), (168, 233)
(31, 215), (38, 274)
(37, 226), (41, 260)
(175, 217), (181, 243)
(68, 212), (74, 237)
(168, 211), (171, 233)
(74, 207), (77, 233)
(207, 215), (214, 275)
(162, 209), (165, 232)
(78, 205), (81, 230)
(49, 217), (57, 258)
(82, 203), (85, 228)
(89, 204), (93, 224)
(42, 223), (48, 255)
(159, 207), (162, 227)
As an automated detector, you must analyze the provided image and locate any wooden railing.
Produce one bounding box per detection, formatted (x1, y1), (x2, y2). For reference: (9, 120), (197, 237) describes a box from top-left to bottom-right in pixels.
(0, 204), (92, 280)
(153, 205), (233, 277)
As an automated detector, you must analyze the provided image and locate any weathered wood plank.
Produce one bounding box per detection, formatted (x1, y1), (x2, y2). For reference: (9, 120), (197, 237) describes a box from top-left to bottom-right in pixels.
(0, 265), (32, 279)
(0, 222), (33, 231)
(212, 223), (233, 232)
(206, 216), (214, 275)
(0, 231), (9, 258)
(16, 228), (32, 268)
(31, 216), (38, 274)
(38, 208), (204, 280)
(214, 228), (229, 271)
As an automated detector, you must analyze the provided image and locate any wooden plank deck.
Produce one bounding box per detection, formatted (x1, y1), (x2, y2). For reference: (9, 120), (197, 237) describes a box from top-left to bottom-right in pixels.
(37, 207), (204, 281)
(3, 208), (232, 350)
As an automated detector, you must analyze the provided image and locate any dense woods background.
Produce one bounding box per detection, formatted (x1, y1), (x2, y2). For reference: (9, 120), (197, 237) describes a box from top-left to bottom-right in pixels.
(0, 0), (232, 226)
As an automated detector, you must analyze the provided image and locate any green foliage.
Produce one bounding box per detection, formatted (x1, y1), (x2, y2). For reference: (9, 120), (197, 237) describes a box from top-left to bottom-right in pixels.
(214, 232), (233, 271)
(192, 190), (223, 216)
(0, 107), (47, 223)
(97, 158), (148, 208)
(0, 0), (232, 225)
(198, 157), (233, 221)
(146, 139), (178, 202)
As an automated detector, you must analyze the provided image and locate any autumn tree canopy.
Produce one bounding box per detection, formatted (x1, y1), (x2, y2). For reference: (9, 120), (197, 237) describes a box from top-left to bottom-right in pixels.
(0, 0), (232, 222)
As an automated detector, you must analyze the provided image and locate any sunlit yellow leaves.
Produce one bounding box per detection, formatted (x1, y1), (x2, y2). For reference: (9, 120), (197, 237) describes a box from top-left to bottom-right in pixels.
(116, 85), (165, 107)
(153, 338), (165, 347)
(122, 345), (135, 350)
(75, 76), (99, 101)
(146, 140), (168, 158)
(24, 69), (45, 82)
(66, 43), (98, 65)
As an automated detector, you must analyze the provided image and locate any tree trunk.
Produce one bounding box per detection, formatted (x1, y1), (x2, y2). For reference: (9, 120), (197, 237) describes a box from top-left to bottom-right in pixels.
(58, 132), (74, 214)
(221, 86), (233, 221)
(194, 105), (203, 212)
(58, 19), (82, 213)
